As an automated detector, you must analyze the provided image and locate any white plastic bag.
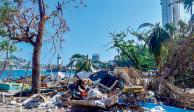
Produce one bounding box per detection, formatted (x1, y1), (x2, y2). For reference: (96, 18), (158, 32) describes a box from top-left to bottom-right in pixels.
(150, 106), (165, 112)
(87, 88), (107, 99)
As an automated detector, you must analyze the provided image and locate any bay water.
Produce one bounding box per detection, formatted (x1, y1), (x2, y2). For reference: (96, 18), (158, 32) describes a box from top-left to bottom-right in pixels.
(0, 69), (74, 81)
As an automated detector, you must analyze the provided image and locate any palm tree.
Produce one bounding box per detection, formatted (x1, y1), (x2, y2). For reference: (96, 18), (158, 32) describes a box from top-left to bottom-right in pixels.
(68, 54), (92, 78)
(138, 23), (170, 66)
(180, 0), (194, 16)
(165, 23), (177, 37)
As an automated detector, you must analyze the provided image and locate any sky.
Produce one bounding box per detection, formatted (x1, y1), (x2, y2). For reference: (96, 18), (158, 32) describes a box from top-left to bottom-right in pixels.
(14, 0), (162, 65)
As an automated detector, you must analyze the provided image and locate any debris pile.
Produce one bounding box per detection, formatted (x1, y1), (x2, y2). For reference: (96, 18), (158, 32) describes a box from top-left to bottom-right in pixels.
(0, 67), (150, 111)
(1, 67), (193, 111)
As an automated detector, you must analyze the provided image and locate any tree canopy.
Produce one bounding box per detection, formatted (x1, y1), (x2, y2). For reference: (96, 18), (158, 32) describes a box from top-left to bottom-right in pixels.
(0, 0), (84, 93)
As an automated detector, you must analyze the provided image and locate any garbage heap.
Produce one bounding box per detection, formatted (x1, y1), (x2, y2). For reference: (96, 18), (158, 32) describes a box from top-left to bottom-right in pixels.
(0, 67), (162, 112)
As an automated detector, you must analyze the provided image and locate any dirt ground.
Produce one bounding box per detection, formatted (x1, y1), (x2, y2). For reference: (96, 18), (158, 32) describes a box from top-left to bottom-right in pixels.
(0, 102), (67, 112)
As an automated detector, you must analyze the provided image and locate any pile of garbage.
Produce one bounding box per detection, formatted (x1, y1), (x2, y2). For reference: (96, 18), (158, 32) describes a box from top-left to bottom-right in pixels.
(0, 67), (157, 111)
(2, 67), (193, 111)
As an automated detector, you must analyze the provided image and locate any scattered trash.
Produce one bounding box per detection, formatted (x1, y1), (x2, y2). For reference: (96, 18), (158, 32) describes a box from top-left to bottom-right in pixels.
(0, 68), (193, 111)
(22, 94), (47, 109)
(150, 106), (165, 112)
(39, 92), (63, 109)
(123, 86), (145, 94)
(87, 88), (107, 100)
(64, 95), (118, 109)
(57, 72), (65, 79)
(10, 100), (17, 105)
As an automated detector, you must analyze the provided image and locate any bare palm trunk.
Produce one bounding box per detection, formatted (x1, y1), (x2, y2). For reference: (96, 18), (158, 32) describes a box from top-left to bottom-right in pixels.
(190, 5), (194, 34)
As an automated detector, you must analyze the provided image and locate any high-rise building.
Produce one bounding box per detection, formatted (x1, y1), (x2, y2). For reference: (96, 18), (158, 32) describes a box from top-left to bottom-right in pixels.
(92, 54), (100, 62)
(161, 0), (180, 27)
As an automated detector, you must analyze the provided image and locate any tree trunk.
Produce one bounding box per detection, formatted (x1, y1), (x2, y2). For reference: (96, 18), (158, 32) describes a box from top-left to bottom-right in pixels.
(32, 45), (41, 94)
(31, 0), (46, 94)
(31, 19), (45, 93)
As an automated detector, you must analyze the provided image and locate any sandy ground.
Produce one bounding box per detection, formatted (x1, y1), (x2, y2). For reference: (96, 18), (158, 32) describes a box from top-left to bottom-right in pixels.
(0, 91), (69, 112)
(0, 102), (67, 112)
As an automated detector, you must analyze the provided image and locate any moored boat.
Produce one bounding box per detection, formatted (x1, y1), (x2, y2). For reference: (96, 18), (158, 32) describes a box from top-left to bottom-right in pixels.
(0, 82), (30, 94)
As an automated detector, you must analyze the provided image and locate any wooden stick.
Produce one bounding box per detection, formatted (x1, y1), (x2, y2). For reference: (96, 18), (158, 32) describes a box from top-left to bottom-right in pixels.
(20, 61), (31, 97)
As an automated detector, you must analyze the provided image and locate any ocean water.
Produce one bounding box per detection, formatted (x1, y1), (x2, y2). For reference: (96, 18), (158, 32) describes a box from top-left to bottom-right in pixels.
(0, 70), (74, 81)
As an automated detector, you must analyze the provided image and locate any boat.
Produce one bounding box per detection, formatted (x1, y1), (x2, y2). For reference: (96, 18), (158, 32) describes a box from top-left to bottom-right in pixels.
(0, 82), (30, 94)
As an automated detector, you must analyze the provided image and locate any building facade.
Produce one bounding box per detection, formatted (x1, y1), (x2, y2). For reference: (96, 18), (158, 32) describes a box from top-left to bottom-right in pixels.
(92, 54), (100, 62)
(161, 0), (181, 27)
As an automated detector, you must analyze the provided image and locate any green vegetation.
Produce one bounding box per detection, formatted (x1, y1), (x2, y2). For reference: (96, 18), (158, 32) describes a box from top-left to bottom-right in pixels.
(0, 0), (193, 94)
(0, 40), (17, 55)
(179, 0), (194, 15)
(0, 39), (17, 70)
(137, 23), (170, 66)
(68, 54), (92, 73)
(110, 30), (155, 71)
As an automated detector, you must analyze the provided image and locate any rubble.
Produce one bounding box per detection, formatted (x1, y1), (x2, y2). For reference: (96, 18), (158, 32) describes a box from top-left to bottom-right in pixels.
(87, 88), (107, 100)
(22, 94), (48, 109)
(0, 66), (193, 112)
(65, 95), (118, 109)
(11, 69), (146, 111)
(39, 92), (63, 109)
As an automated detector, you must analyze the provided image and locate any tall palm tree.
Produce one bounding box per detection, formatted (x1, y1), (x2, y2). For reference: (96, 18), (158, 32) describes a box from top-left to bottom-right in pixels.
(138, 23), (170, 66)
(180, 0), (194, 16)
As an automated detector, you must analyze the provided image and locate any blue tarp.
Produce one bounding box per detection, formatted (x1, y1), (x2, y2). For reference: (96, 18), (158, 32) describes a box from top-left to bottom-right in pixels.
(140, 102), (194, 112)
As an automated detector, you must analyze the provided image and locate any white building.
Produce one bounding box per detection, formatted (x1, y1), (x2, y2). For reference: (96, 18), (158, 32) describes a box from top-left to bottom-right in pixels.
(57, 54), (61, 65)
(161, 0), (181, 27)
